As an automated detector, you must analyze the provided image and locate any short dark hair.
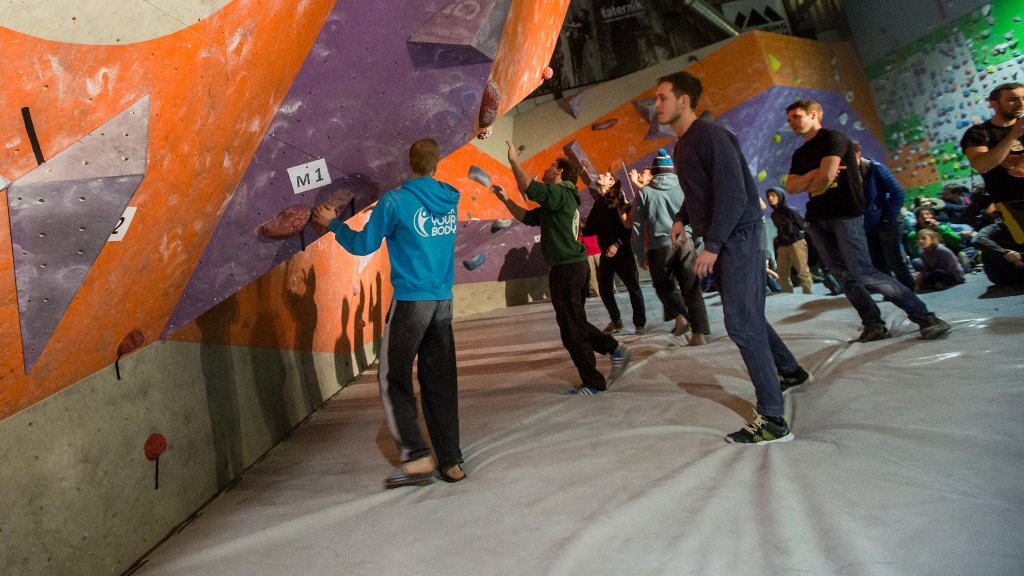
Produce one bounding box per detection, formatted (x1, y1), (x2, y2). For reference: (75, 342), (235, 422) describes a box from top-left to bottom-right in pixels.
(988, 82), (1024, 102)
(656, 71), (702, 109)
(786, 99), (823, 116)
(556, 157), (579, 185)
(409, 138), (440, 175)
(851, 141), (862, 154)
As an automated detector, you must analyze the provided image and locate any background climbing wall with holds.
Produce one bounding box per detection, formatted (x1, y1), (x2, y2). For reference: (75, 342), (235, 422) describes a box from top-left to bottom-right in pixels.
(0, 1), (569, 575)
(862, 0), (1024, 200)
(444, 31), (885, 305)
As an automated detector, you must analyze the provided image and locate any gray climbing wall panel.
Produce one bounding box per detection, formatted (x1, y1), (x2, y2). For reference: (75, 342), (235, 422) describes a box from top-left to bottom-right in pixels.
(6, 97), (149, 372)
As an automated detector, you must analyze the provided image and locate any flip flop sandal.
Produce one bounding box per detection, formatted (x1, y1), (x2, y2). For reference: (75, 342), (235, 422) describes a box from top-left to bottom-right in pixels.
(436, 465), (466, 483)
(383, 467), (435, 489)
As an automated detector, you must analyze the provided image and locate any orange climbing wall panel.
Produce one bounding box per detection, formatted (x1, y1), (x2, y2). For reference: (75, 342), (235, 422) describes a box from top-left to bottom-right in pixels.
(521, 31), (884, 178)
(487, 0), (571, 122)
(168, 209), (393, 353)
(0, 0), (336, 418)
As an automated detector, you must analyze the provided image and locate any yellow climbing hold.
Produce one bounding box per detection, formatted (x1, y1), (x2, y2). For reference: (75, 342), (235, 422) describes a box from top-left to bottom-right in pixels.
(757, 169), (767, 182)
(768, 54), (782, 71)
(773, 134), (782, 143)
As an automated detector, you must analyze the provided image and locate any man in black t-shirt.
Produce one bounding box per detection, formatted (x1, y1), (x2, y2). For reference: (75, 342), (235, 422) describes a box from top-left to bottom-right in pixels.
(960, 82), (1024, 203)
(785, 99), (951, 342)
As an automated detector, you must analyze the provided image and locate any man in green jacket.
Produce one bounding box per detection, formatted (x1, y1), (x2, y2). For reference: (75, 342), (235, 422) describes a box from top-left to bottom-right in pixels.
(491, 141), (630, 395)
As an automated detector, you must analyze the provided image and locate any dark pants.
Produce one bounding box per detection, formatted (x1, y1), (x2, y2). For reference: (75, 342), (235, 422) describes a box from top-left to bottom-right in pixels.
(806, 216), (930, 327)
(647, 243), (709, 334)
(866, 219), (914, 289)
(378, 300), (462, 471)
(982, 251), (1024, 285)
(551, 261), (619, 390)
(598, 249), (646, 329)
(715, 221), (799, 418)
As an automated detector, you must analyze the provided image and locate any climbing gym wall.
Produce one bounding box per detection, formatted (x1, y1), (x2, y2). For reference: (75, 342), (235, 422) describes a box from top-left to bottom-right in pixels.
(866, 0), (1024, 200)
(444, 31), (887, 309)
(0, 1), (569, 575)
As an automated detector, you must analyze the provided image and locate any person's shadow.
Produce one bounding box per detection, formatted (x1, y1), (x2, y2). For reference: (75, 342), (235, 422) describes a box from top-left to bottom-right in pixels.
(282, 260), (321, 412)
(498, 243), (549, 305)
(196, 296), (244, 490)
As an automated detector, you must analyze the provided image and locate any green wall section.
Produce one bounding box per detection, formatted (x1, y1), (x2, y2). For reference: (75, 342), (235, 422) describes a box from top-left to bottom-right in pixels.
(868, 1), (1024, 202)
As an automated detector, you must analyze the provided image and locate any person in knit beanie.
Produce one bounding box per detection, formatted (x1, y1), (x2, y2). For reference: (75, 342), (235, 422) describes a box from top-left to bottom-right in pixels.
(627, 148), (710, 345)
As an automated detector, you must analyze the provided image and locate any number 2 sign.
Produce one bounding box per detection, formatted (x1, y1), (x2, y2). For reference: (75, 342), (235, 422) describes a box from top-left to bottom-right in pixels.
(109, 206), (138, 242)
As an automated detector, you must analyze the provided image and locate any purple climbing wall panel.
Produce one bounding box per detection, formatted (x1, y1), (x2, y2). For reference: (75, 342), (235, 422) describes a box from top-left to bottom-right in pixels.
(164, 2), (510, 337)
(715, 85), (886, 214)
(7, 97), (149, 371)
(454, 219), (548, 284)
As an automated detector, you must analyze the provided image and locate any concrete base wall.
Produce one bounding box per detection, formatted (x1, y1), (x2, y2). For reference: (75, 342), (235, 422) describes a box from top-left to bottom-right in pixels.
(453, 276), (550, 319)
(0, 338), (377, 576)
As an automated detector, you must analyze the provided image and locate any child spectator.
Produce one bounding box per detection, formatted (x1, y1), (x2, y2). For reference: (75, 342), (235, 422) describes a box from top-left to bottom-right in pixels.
(913, 228), (965, 291)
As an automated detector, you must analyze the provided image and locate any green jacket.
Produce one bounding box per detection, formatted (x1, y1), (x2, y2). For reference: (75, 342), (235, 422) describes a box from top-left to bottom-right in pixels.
(522, 180), (587, 266)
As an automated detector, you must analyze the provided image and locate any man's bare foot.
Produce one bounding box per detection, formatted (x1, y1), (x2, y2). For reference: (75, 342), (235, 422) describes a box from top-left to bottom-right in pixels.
(403, 456), (435, 475)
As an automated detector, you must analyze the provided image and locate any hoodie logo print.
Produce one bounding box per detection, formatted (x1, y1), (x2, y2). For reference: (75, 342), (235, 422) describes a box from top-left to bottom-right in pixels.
(413, 207), (457, 238)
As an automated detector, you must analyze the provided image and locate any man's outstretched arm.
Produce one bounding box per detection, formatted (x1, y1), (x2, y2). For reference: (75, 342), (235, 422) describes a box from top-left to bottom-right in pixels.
(506, 141), (533, 195)
(490, 184), (528, 222)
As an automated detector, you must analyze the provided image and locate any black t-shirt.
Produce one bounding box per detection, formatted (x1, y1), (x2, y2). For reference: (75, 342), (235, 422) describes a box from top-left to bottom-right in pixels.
(960, 120), (1024, 202)
(788, 128), (864, 221)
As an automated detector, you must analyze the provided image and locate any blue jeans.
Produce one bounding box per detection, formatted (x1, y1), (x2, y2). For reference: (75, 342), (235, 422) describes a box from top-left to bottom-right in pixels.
(806, 216), (930, 327)
(715, 221), (799, 418)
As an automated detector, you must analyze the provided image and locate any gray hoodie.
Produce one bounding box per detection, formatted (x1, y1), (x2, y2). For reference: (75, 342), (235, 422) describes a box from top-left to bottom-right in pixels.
(632, 172), (684, 262)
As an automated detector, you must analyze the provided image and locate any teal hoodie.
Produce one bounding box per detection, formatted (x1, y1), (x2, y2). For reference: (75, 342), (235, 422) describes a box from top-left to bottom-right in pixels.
(328, 176), (460, 300)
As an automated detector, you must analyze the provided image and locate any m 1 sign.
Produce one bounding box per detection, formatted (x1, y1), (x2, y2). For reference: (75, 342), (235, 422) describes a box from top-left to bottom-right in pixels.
(722, 0), (792, 35)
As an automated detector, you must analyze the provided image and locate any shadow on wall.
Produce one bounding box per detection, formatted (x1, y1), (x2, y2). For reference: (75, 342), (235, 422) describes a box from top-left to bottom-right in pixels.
(498, 244), (549, 306)
(335, 272), (386, 383)
(195, 297), (244, 490)
(249, 279), (295, 447)
(282, 259), (322, 415)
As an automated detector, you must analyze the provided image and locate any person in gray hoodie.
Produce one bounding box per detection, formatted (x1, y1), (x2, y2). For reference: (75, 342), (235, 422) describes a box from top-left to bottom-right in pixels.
(627, 149), (708, 345)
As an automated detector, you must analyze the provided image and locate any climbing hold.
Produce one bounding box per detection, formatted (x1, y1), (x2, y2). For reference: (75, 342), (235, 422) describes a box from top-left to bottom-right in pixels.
(757, 169), (767, 182)
(591, 119), (618, 131)
(491, 218), (513, 232)
(542, 66), (553, 80)
(115, 330), (145, 380)
(259, 206), (311, 240)
(479, 81), (500, 128)
(767, 54), (781, 71)
(463, 252), (486, 270)
(468, 165), (492, 189)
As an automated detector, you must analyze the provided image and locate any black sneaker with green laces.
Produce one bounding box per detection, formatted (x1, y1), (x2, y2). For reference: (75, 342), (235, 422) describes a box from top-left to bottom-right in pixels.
(725, 412), (794, 444)
(780, 366), (813, 394)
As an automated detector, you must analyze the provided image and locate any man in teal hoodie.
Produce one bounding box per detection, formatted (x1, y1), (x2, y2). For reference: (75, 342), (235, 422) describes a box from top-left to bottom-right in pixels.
(490, 141), (630, 395)
(313, 138), (464, 489)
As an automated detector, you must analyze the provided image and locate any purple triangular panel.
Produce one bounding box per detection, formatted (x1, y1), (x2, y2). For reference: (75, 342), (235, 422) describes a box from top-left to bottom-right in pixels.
(407, 0), (513, 69)
(632, 98), (675, 140)
(8, 175), (144, 372)
(557, 93), (584, 119)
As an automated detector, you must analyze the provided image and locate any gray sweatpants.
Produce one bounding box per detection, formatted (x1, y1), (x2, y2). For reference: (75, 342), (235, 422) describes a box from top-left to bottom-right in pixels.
(378, 299), (462, 470)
